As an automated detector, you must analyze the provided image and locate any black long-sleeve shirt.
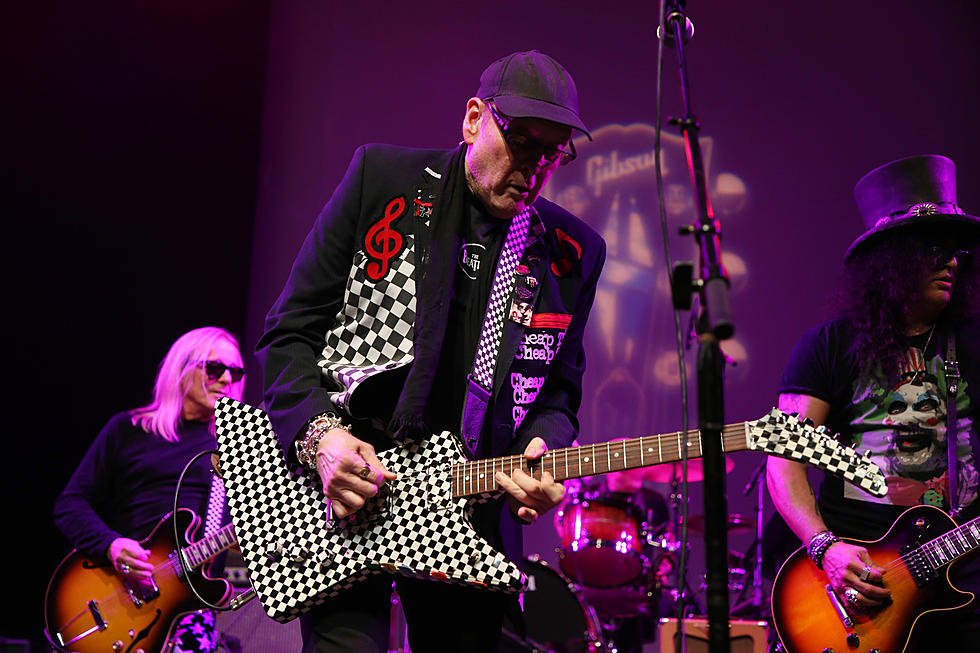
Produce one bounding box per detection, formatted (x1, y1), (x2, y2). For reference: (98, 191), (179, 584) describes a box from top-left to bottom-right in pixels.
(53, 412), (217, 558)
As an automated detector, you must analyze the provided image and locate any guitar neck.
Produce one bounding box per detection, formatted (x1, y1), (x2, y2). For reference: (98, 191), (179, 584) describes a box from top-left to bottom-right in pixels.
(181, 522), (237, 570)
(921, 515), (980, 570)
(451, 423), (750, 498)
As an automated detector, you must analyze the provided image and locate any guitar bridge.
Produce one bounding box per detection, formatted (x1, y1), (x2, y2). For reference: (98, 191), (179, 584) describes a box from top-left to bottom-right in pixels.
(54, 600), (108, 648)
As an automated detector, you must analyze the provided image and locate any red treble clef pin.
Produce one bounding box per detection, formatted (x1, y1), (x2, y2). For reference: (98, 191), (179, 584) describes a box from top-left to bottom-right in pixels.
(365, 196), (406, 280)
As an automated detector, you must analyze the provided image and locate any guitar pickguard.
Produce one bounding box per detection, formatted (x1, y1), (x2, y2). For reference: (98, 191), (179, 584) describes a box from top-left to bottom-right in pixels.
(215, 399), (525, 623)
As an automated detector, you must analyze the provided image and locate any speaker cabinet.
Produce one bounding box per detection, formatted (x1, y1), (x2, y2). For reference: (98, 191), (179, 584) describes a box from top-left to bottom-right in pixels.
(658, 618), (768, 653)
(215, 591), (302, 651)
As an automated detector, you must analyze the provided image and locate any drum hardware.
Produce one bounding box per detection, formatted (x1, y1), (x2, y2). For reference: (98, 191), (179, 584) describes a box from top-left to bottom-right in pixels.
(733, 457), (769, 620)
(639, 455), (734, 484)
(699, 550), (750, 594)
(679, 513), (754, 535)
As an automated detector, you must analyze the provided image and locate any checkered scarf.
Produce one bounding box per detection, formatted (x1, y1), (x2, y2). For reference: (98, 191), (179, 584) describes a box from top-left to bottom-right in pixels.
(388, 143), (469, 441)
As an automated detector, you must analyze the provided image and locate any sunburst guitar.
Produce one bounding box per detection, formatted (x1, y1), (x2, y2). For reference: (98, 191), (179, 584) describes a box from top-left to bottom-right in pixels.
(772, 504), (980, 653)
(44, 508), (237, 653)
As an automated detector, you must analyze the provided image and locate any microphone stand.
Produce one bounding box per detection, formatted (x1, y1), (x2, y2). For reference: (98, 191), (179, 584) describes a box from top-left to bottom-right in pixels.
(662, 2), (735, 652)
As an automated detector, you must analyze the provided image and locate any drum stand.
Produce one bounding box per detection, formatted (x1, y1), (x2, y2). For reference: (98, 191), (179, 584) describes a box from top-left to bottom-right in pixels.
(665, 475), (703, 619)
(730, 459), (767, 620)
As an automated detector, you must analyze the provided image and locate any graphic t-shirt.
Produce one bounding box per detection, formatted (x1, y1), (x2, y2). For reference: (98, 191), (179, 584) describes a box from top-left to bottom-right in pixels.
(779, 317), (979, 537)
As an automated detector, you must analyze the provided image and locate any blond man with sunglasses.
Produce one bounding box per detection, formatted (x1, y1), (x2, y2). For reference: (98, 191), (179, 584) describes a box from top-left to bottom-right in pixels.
(53, 326), (246, 652)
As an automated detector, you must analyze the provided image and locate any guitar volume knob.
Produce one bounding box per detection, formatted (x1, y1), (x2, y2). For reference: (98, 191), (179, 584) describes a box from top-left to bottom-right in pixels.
(265, 539), (286, 562)
(846, 633), (859, 647)
(289, 546), (312, 564)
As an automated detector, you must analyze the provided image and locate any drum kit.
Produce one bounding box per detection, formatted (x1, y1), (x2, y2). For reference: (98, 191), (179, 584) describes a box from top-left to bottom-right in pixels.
(516, 457), (762, 653)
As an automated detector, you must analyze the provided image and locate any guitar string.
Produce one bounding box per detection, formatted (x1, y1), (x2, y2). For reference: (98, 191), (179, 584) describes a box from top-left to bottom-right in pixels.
(445, 427), (750, 495)
(838, 520), (980, 596)
(875, 524), (978, 580)
(402, 417), (858, 496)
(377, 430), (736, 498)
(140, 526), (235, 580)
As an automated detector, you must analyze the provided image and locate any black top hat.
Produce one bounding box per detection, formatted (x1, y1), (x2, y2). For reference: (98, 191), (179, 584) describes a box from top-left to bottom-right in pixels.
(844, 154), (980, 261)
(476, 50), (591, 140)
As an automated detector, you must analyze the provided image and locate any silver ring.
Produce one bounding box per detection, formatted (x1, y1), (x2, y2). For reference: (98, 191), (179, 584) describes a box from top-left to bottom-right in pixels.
(120, 563), (131, 574)
(843, 587), (860, 604)
(859, 565), (871, 581)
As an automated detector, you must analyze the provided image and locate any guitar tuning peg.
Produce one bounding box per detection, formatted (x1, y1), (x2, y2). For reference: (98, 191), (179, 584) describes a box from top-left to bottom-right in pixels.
(814, 425), (827, 433)
(801, 417), (814, 426)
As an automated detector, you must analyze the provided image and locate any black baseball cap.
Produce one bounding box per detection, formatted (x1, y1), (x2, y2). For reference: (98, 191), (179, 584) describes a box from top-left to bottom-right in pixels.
(476, 50), (591, 140)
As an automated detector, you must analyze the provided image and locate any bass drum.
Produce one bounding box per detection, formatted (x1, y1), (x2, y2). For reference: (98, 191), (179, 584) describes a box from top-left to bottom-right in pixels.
(513, 556), (606, 653)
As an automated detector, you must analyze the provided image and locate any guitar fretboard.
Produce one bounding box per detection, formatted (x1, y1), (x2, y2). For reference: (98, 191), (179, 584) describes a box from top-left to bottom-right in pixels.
(451, 423), (749, 497)
(183, 522), (237, 569)
(919, 515), (980, 571)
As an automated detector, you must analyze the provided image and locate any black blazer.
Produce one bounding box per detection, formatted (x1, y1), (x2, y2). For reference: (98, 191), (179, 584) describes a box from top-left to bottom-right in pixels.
(256, 143), (605, 559)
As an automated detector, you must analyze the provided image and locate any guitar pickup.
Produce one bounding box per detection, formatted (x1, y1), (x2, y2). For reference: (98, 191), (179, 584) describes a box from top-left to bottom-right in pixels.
(125, 576), (160, 606)
(425, 467), (453, 510)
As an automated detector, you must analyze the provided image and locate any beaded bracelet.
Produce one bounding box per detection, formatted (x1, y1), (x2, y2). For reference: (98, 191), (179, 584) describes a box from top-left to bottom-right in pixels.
(807, 529), (841, 570)
(295, 412), (351, 469)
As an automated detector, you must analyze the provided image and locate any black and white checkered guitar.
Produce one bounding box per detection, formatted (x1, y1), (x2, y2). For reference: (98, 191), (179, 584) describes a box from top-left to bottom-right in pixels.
(214, 398), (887, 623)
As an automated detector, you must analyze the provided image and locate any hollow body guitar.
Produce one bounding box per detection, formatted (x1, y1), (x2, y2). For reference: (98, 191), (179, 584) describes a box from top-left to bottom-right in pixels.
(772, 504), (980, 653)
(44, 509), (236, 653)
(215, 398), (886, 623)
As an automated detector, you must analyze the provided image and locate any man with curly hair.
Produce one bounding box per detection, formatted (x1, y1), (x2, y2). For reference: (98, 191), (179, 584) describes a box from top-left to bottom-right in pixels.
(766, 155), (980, 648)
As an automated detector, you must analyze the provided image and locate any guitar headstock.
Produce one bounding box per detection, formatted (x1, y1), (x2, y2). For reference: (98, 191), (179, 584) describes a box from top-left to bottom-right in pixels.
(746, 408), (888, 498)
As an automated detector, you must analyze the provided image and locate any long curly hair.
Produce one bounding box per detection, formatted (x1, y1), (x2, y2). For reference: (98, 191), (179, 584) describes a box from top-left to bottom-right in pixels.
(833, 224), (979, 382)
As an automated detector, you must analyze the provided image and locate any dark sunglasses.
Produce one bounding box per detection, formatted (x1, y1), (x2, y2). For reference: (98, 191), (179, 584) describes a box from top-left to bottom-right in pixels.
(203, 360), (245, 382)
(486, 102), (576, 166)
(928, 243), (971, 263)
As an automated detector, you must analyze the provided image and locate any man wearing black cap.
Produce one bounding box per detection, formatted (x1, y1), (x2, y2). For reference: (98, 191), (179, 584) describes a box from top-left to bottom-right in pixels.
(766, 155), (980, 649)
(257, 51), (604, 651)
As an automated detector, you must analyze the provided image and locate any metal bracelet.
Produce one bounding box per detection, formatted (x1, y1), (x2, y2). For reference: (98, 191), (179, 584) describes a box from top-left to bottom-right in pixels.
(807, 529), (840, 570)
(296, 412), (350, 468)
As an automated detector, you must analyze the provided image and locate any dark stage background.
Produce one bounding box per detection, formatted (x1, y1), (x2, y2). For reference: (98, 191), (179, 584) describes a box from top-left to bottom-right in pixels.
(5, 0), (979, 647)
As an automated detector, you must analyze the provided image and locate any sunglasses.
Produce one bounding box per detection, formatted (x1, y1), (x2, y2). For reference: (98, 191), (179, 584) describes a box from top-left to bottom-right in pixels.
(486, 102), (576, 166)
(928, 244), (971, 264)
(202, 360), (245, 383)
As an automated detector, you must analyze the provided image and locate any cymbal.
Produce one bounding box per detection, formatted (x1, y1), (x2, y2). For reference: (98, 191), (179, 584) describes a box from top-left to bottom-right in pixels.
(641, 456), (734, 483)
(605, 467), (647, 493)
(681, 513), (754, 534)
